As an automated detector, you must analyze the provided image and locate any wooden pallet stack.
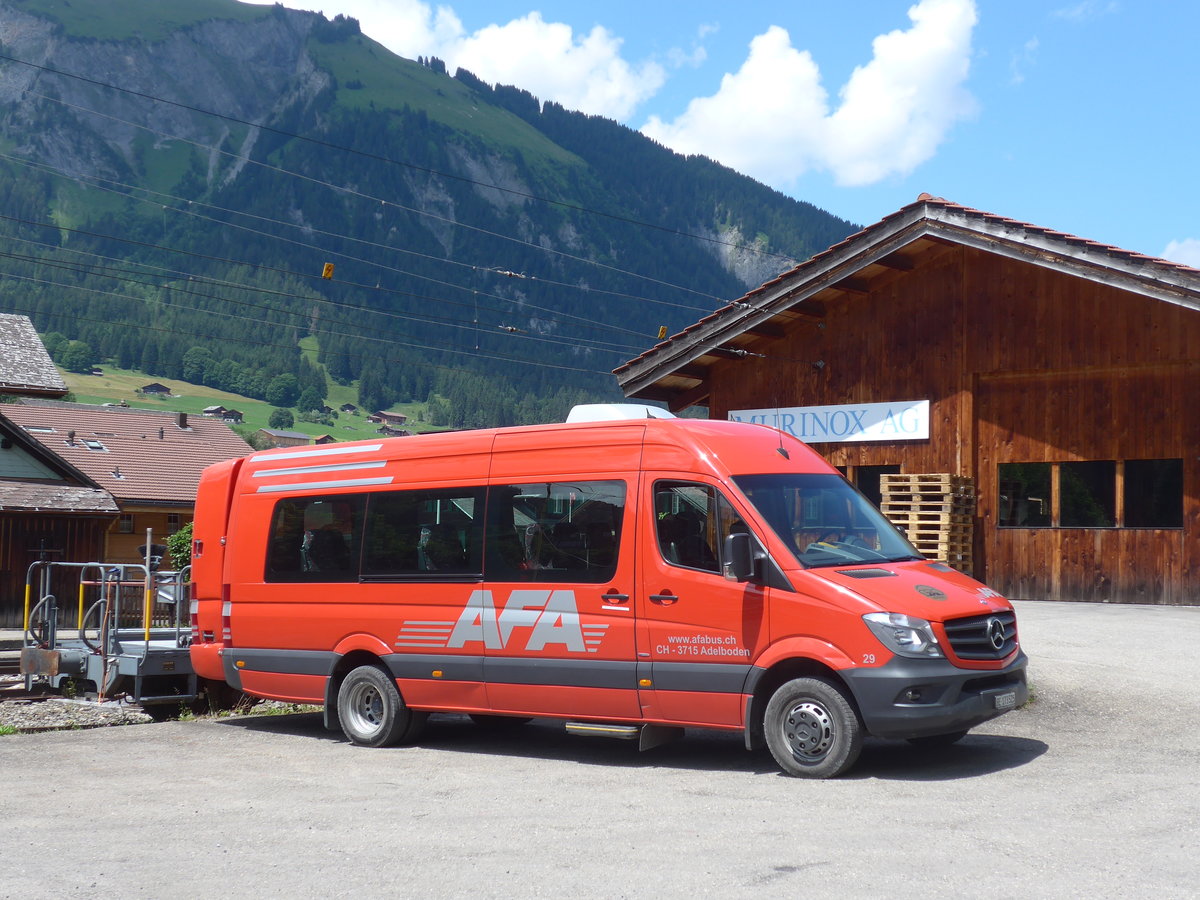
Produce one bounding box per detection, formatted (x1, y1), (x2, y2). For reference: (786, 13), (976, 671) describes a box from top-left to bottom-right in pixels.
(879, 473), (976, 575)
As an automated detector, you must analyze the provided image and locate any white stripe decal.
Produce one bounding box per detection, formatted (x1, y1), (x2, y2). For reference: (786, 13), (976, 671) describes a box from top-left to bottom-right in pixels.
(255, 443), (384, 462)
(252, 459), (387, 478)
(255, 476), (394, 493)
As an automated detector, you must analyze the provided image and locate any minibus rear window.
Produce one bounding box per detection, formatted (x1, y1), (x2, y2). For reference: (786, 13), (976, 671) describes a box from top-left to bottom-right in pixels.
(265, 495), (365, 582)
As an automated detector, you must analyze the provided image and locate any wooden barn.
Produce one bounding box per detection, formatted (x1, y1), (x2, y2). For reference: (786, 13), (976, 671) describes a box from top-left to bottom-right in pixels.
(616, 195), (1200, 605)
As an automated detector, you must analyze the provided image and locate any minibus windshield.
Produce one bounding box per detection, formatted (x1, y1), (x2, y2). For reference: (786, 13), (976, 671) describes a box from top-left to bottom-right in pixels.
(734, 473), (924, 568)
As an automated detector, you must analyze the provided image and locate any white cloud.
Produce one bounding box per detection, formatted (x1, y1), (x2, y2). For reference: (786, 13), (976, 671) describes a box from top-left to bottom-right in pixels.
(1162, 238), (1200, 268)
(1053, 1), (1119, 22)
(450, 13), (665, 120)
(242, 0), (664, 120)
(641, 0), (979, 188)
(1010, 36), (1039, 85)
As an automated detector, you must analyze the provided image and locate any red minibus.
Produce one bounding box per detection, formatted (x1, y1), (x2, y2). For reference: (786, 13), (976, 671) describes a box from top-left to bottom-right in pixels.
(190, 405), (1026, 777)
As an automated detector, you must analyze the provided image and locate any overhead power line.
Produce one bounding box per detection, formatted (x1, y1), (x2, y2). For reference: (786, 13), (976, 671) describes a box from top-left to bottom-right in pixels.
(0, 51), (804, 267)
(0, 212), (653, 352)
(0, 270), (621, 378)
(24, 87), (726, 305)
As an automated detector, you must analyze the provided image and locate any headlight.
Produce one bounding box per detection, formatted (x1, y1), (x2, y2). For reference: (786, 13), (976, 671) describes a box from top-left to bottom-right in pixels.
(863, 612), (943, 658)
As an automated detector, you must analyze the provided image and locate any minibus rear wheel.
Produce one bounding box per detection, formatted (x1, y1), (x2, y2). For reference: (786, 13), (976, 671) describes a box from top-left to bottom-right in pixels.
(764, 677), (863, 778)
(337, 664), (427, 748)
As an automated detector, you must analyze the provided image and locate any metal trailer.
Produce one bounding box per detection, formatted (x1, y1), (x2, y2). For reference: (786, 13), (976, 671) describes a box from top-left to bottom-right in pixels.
(19, 560), (198, 718)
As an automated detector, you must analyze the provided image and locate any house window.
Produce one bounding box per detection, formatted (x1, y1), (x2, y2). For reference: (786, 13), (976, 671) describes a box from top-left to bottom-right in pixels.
(167, 514), (182, 535)
(999, 459), (1182, 530)
(118, 514), (134, 534)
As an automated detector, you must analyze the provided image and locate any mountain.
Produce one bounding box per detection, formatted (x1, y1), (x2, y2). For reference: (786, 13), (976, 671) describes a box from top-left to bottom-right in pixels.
(0, 0), (856, 427)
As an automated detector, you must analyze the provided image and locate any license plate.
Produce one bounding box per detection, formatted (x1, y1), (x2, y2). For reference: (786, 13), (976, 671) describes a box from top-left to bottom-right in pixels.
(994, 691), (1017, 710)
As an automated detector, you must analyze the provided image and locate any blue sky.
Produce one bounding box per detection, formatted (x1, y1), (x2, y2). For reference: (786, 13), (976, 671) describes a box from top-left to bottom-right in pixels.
(242, 1), (1200, 266)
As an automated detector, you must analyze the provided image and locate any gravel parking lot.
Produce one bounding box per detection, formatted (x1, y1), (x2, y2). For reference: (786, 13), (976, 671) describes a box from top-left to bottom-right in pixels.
(1, 600), (1197, 899)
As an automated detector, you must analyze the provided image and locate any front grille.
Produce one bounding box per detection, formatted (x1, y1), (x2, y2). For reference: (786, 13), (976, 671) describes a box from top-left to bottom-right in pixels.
(942, 611), (1017, 660)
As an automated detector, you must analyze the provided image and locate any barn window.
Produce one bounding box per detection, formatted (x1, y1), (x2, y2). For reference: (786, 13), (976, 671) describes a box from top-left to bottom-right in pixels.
(1000, 459), (1182, 529)
(1123, 459), (1183, 528)
(1060, 461), (1116, 528)
(998, 463), (1051, 527)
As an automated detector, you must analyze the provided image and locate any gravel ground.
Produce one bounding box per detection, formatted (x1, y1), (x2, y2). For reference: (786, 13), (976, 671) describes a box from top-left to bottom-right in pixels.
(0, 676), (305, 731)
(0, 684), (152, 731)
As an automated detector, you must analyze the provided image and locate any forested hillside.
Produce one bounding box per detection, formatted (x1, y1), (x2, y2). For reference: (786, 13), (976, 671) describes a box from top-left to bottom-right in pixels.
(0, 0), (855, 427)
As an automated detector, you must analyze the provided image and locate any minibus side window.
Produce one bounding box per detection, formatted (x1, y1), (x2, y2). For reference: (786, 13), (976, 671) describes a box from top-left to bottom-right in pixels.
(485, 481), (625, 583)
(361, 488), (485, 578)
(265, 495), (364, 583)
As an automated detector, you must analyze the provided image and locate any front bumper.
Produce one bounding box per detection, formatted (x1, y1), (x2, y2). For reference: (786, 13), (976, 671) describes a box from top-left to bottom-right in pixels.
(841, 650), (1029, 739)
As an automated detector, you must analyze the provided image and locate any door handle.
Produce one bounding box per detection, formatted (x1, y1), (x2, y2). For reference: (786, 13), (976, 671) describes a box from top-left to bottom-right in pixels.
(649, 592), (679, 606)
(602, 591), (629, 603)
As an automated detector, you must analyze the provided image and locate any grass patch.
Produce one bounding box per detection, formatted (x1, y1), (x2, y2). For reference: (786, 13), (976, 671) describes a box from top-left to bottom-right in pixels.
(181, 698), (321, 722)
(61, 362), (436, 441)
(18, 0), (271, 42)
(0, 725), (16, 736)
(308, 36), (582, 171)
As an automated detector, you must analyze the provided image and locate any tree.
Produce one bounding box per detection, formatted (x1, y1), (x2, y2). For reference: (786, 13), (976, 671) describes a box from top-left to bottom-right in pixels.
(57, 340), (96, 373)
(182, 346), (216, 384)
(166, 521), (194, 570)
(269, 408), (295, 429)
(297, 386), (324, 413)
(42, 331), (68, 357)
(265, 373), (299, 407)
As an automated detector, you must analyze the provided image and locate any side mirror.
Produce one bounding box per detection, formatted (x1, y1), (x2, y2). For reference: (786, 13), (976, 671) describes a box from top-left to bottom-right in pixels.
(723, 531), (756, 583)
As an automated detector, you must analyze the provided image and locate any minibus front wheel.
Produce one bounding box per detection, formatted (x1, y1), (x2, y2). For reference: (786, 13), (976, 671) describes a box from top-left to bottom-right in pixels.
(337, 664), (427, 748)
(764, 677), (863, 778)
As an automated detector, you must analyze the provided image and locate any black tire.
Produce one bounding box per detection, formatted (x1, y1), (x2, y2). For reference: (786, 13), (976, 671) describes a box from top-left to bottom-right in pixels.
(469, 714), (533, 729)
(764, 677), (863, 778)
(906, 729), (968, 748)
(336, 665), (426, 747)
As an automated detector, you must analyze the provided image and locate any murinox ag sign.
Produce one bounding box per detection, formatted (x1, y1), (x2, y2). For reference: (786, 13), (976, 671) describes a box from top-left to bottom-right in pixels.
(728, 400), (930, 443)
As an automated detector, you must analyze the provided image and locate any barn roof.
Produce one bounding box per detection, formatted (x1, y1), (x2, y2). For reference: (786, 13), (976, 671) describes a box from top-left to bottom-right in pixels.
(0, 314), (68, 398)
(616, 195), (1200, 408)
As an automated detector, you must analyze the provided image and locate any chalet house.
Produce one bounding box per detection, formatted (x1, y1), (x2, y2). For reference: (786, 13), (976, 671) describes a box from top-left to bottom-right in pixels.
(202, 405), (227, 417)
(0, 317), (111, 625)
(221, 409), (244, 424)
(314, 434), (338, 445)
(0, 402), (252, 606)
(340, 403), (358, 414)
(139, 382), (172, 396)
(368, 410), (407, 426)
(0, 314), (69, 399)
(258, 428), (310, 448)
(617, 195), (1200, 605)
(0, 411), (118, 626)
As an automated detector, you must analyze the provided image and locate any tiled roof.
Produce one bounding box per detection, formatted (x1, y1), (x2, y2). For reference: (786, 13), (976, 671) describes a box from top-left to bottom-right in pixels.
(615, 195), (1200, 382)
(0, 314), (68, 397)
(0, 401), (252, 504)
